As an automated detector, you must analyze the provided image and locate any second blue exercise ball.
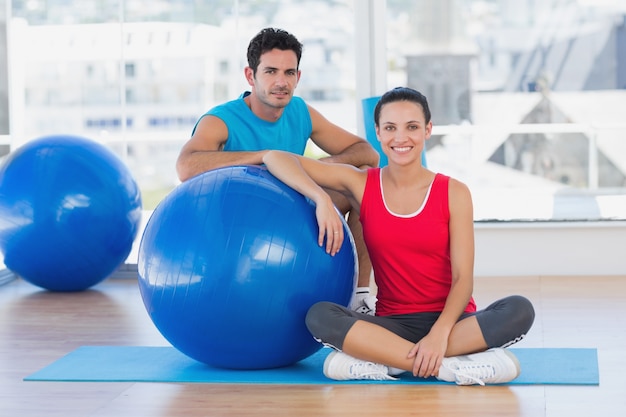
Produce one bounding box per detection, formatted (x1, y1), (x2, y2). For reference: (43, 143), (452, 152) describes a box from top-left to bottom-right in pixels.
(138, 165), (356, 370)
(0, 135), (142, 291)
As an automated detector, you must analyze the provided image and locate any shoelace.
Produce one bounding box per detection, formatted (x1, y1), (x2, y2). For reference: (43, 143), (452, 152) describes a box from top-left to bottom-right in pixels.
(349, 361), (397, 381)
(451, 363), (496, 386)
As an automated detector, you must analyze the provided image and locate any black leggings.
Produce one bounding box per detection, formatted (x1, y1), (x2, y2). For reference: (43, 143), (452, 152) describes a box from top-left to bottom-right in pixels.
(305, 295), (535, 350)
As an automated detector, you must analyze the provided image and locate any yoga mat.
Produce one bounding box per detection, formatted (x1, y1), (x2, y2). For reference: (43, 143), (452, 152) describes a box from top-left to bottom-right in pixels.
(24, 346), (599, 385)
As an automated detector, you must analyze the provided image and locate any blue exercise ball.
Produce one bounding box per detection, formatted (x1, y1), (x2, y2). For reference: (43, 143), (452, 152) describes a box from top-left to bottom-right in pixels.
(0, 135), (142, 291)
(138, 165), (356, 370)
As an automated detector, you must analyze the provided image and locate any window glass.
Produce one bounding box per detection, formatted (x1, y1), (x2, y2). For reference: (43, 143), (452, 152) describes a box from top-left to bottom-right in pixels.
(386, 0), (626, 221)
(7, 0), (357, 209)
(6, 0), (625, 220)
(0, 0), (8, 142)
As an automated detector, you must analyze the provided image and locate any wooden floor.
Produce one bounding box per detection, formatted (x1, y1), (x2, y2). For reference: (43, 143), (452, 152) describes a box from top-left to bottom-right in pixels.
(1, 275), (624, 417)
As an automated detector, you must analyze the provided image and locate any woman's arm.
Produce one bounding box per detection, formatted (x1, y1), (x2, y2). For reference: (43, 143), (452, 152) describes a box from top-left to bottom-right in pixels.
(262, 150), (363, 256)
(436, 178), (475, 329)
(407, 178), (475, 377)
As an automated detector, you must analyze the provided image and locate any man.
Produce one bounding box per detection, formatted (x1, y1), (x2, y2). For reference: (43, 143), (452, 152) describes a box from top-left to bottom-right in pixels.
(176, 27), (379, 314)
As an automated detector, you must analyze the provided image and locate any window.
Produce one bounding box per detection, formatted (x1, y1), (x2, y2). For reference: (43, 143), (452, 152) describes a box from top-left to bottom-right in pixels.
(125, 63), (135, 78)
(3, 0), (625, 221)
(0, 1), (8, 140)
(385, 0), (626, 221)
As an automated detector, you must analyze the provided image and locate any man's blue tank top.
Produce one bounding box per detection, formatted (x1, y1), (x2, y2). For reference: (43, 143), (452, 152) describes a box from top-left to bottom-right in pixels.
(191, 92), (312, 154)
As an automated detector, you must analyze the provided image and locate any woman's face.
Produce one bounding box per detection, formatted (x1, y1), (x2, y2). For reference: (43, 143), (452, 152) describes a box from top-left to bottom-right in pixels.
(375, 100), (432, 166)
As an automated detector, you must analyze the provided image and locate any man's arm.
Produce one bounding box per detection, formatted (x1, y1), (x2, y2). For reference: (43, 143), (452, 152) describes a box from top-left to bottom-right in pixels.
(176, 115), (266, 182)
(307, 105), (380, 168)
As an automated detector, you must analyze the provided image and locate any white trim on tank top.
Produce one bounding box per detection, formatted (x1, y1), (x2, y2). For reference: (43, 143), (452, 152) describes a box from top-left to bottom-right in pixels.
(379, 169), (435, 218)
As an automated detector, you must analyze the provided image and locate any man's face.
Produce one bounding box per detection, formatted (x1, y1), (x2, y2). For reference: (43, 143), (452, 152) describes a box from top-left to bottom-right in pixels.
(246, 49), (301, 109)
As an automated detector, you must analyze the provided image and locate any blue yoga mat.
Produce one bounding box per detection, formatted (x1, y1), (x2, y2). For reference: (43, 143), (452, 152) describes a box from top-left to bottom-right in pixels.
(24, 346), (599, 385)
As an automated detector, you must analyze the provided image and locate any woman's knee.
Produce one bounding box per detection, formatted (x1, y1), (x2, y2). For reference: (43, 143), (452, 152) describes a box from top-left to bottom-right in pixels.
(305, 301), (356, 350)
(507, 295), (535, 333)
(478, 295), (536, 347)
(305, 301), (333, 336)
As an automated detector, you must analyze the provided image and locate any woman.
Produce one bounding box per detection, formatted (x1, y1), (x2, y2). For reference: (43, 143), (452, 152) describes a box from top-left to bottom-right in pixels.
(262, 87), (535, 385)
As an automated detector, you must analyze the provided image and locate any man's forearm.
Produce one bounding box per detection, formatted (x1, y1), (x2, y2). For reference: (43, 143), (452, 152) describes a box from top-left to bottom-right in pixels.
(319, 142), (379, 168)
(176, 150), (266, 182)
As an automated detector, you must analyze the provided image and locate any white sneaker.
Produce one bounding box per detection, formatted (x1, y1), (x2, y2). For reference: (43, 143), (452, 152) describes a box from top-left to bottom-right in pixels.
(323, 351), (396, 381)
(352, 295), (378, 316)
(349, 287), (378, 316)
(437, 348), (521, 386)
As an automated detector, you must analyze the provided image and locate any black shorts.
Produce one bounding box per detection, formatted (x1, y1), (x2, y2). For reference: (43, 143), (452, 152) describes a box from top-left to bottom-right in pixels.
(305, 295), (535, 350)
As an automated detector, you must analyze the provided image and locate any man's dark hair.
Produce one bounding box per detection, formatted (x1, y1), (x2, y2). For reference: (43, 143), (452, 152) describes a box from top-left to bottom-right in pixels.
(247, 28), (303, 74)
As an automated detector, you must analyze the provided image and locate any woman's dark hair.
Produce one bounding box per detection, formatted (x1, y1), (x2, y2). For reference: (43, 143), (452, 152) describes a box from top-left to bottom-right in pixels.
(374, 87), (431, 126)
(247, 28), (303, 74)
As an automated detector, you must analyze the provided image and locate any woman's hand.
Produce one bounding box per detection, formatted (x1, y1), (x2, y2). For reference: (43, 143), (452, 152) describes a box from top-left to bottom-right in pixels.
(407, 331), (449, 378)
(262, 150), (348, 256)
(314, 197), (344, 256)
